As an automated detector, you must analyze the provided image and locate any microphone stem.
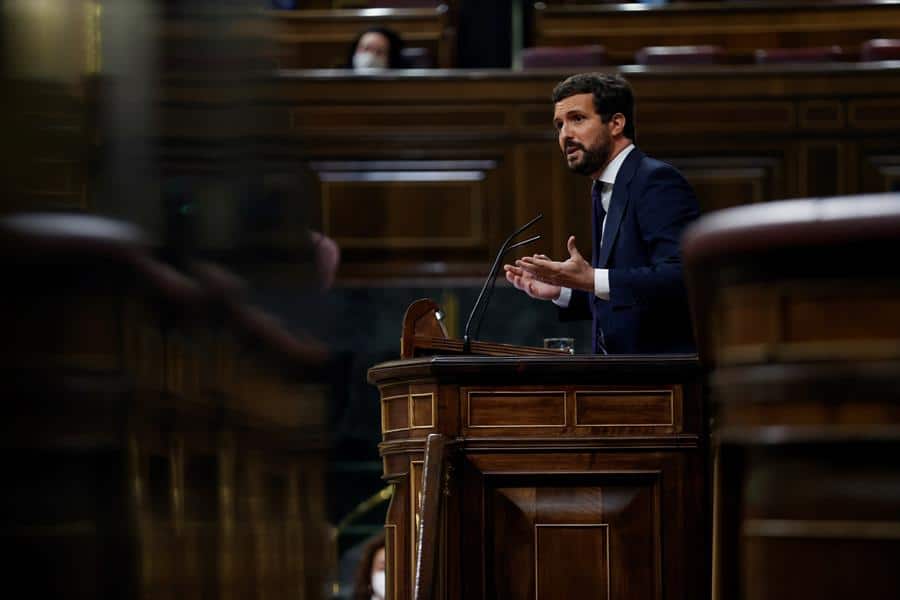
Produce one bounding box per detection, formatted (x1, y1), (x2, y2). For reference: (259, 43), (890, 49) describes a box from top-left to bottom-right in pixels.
(462, 215), (543, 352)
(471, 235), (543, 341)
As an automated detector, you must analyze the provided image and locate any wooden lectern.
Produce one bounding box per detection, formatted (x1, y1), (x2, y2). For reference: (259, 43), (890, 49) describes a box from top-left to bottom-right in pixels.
(369, 299), (709, 600)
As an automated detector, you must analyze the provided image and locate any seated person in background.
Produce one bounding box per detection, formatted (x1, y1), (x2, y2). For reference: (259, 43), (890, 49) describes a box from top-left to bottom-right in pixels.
(351, 532), (386, 600)
(504, 73), (700, 355)
(345, 26), (408, 70)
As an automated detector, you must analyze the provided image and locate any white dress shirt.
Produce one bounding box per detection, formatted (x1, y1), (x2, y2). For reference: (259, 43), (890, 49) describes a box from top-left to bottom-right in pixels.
(554, 144), (635, 308)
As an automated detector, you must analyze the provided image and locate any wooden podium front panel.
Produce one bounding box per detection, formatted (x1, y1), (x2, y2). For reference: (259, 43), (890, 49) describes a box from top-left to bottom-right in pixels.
(461, 451), (701, 600)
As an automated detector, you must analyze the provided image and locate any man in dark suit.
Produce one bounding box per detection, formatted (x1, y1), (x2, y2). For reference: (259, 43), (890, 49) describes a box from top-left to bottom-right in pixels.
(504, 73), (699, 354)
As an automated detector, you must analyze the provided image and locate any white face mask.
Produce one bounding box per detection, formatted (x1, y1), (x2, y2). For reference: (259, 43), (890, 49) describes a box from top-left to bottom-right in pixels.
(370, 570), (386, 600)
(353, 51), (388, 70)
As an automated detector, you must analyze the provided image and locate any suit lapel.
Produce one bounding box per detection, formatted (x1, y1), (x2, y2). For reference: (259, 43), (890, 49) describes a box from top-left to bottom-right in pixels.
(598, 147), (643, 267)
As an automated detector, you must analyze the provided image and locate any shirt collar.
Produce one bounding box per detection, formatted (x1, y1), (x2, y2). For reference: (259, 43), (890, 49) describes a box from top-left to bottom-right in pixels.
(596, 143), (635, 187)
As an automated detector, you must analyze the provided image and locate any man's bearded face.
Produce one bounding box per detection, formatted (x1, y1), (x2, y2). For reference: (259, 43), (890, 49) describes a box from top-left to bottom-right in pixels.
(554, 93), (613, 178)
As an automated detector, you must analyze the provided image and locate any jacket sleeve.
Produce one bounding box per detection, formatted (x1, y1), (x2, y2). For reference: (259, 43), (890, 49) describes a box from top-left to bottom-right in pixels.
(558, 288), (592, 321)
(608, 164), (700, 308)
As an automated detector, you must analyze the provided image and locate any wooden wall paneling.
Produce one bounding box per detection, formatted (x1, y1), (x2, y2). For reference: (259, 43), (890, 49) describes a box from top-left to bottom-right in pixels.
(798, 100), (846, 132)
(291, 104), (510, 134)
(159, 65), (900, 281)
(848, 97), (900, 131)
(532, 1), (900, 64)
(320, 174), (485, 249)
(309, 159), (504, 278)
(485, 149), (510, 259)
(550, 163), (579, 260)
(797, 141), (846, 198)
(639, 100), (795, 136)
(667, 156), (782, 212)
(860, 150), (900, 193)
(514, 143), (565, 257)
(560, 173), (594, 262)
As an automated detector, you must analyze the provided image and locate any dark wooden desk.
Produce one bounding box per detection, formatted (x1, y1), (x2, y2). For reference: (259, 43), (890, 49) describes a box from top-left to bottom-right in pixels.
(368, 354), (708, 600)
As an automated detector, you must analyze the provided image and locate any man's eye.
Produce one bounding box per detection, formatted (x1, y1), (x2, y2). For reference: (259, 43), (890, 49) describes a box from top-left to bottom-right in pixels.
(573, 115), (584, 123)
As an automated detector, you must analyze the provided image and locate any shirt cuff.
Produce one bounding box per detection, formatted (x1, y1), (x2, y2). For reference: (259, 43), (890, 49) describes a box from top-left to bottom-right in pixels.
(594, 268), (610, 300)
(552, 286), (572, 308)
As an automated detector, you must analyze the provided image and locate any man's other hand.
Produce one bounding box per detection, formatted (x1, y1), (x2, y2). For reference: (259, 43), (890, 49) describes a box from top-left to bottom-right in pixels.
(503, 264), (562, 301)
(515, 236), (593, 292)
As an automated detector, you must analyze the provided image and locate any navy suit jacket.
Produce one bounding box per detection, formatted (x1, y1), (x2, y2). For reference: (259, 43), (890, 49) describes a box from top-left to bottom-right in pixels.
(560, 147), (700, 354)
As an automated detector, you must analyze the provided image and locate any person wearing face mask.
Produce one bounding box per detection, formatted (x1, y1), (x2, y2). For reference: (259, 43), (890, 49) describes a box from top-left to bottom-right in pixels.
(344, 26), (409, 70)
(352, 532), (386, 600)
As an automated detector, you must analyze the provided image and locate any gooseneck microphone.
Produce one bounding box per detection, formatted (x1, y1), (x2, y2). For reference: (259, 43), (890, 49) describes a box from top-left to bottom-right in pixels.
(462, 213), (544, 353)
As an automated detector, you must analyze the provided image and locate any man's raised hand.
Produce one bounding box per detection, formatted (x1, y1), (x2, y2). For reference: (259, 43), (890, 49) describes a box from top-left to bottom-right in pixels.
(516, 236), (593, 292)
(503, 264), (562, 300)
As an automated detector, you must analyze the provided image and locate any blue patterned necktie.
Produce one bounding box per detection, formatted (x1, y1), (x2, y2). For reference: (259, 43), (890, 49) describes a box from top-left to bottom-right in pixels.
(591, 180), (607, 268)
(590, 180), (610, 354)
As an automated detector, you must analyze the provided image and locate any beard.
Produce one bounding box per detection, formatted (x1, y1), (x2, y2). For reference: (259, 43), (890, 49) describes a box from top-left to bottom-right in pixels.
(565, 135), (611, 176)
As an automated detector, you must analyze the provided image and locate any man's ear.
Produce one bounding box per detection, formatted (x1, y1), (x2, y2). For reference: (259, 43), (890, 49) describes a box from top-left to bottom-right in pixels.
(609, 113), (626, 137)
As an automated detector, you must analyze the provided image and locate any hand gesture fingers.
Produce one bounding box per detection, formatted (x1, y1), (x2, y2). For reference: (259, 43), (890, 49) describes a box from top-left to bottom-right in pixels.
(566, 236), (585, 262)
(504, 264), (560, 300)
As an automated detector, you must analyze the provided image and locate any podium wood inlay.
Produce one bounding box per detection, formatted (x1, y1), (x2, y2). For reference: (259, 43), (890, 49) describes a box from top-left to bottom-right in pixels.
(574, 390), (675, 428)
(410, 393), (435, 429)
(382, 394), (410, 433)
(466, 390), (566, 428)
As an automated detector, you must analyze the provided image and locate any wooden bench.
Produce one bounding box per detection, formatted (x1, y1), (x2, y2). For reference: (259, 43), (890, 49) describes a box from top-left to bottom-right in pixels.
(532, 0), (900, 64)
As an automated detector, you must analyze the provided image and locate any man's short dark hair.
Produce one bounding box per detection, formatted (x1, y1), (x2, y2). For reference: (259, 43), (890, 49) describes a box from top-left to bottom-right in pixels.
(552, 73), (636, 142)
